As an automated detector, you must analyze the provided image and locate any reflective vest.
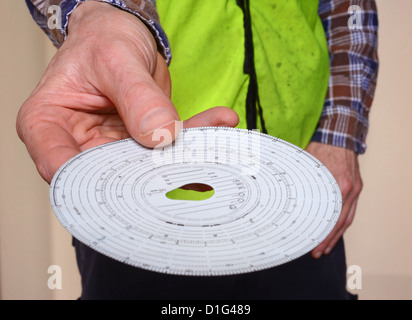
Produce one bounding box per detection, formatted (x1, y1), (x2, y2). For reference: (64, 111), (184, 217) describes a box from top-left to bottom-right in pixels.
(157, 0), (329, 149)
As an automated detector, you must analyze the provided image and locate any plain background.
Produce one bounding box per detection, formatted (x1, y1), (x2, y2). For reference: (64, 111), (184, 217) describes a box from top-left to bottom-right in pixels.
(0, 0), (411, 300)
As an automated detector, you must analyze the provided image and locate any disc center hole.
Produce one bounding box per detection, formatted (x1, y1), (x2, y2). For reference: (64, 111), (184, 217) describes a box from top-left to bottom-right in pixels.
(166, 183), (214, 201)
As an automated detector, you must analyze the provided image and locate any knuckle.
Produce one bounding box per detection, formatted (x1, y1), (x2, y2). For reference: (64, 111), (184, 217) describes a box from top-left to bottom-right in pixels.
(16, 98), (37, 140)
(344, 216), (354, 228)
(339, 172), (363, 196)
(16, 94), (54, 142)
(339, 174), (353, 195)
(355, 177), (364, 194)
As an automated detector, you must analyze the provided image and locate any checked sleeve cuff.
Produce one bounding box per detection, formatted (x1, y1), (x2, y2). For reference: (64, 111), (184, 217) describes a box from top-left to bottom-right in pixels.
(25, 0), (171, 64)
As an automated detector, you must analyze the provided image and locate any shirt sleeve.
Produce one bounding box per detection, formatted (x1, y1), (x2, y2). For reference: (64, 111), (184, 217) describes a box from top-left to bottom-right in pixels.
(312, 0), (379, 154)
(24, 0), (171, 64)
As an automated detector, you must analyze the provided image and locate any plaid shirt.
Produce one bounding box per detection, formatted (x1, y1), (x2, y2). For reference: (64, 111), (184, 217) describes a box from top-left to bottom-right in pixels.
(25, 0), (379, 154)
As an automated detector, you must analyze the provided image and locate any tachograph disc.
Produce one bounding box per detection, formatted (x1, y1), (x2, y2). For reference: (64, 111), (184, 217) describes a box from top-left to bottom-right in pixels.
(50, 127), (342, 276)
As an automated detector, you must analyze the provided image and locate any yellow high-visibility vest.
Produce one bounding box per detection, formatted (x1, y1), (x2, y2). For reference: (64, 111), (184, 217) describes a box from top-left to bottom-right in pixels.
(158, 0), (329, 149)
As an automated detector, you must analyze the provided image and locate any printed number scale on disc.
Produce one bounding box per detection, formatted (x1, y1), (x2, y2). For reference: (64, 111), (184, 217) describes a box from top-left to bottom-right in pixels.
(50, 127), (342, 276)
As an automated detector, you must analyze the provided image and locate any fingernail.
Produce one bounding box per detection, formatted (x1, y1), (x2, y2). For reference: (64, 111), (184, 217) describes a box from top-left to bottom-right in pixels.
(324, 248), (331, 255)
(313, 251), (322, 259)
(139, 108), (177, 136)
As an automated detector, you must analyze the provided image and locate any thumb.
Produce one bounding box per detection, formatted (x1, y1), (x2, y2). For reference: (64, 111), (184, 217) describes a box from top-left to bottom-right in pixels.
(98, 49), (180, 148)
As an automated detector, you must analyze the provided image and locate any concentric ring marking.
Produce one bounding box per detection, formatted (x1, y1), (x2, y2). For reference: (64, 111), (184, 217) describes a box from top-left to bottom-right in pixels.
(50, 127), (342, 276)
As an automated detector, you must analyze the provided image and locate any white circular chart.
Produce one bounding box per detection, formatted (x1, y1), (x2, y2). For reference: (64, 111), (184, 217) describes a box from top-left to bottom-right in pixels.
(50, 127), (342, 276)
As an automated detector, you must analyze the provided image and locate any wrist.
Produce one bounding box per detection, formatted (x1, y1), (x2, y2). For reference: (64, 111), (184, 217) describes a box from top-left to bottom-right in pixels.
(68, 1), (116, 34)
(66, 1), (157, 52)
(63, 1), (158, 75)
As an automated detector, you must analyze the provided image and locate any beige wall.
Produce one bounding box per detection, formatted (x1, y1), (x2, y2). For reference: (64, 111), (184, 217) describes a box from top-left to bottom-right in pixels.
(0, 0), (411, 300)
(0, 0), (80, 300)
(345, 0), (412, 299)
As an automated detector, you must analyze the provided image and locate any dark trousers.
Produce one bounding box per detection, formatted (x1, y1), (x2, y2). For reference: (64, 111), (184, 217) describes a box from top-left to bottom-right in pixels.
(73, 237), (355, 300)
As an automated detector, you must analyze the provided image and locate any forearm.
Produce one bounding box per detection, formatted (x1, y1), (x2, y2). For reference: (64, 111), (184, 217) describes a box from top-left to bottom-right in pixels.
(313, 0), (379, 154)
(25, 0), (171, 63)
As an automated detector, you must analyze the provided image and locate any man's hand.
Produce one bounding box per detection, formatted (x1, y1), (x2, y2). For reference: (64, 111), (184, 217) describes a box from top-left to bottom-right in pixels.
(16, 2), (239, 184)
(305, 142), (363, 259)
